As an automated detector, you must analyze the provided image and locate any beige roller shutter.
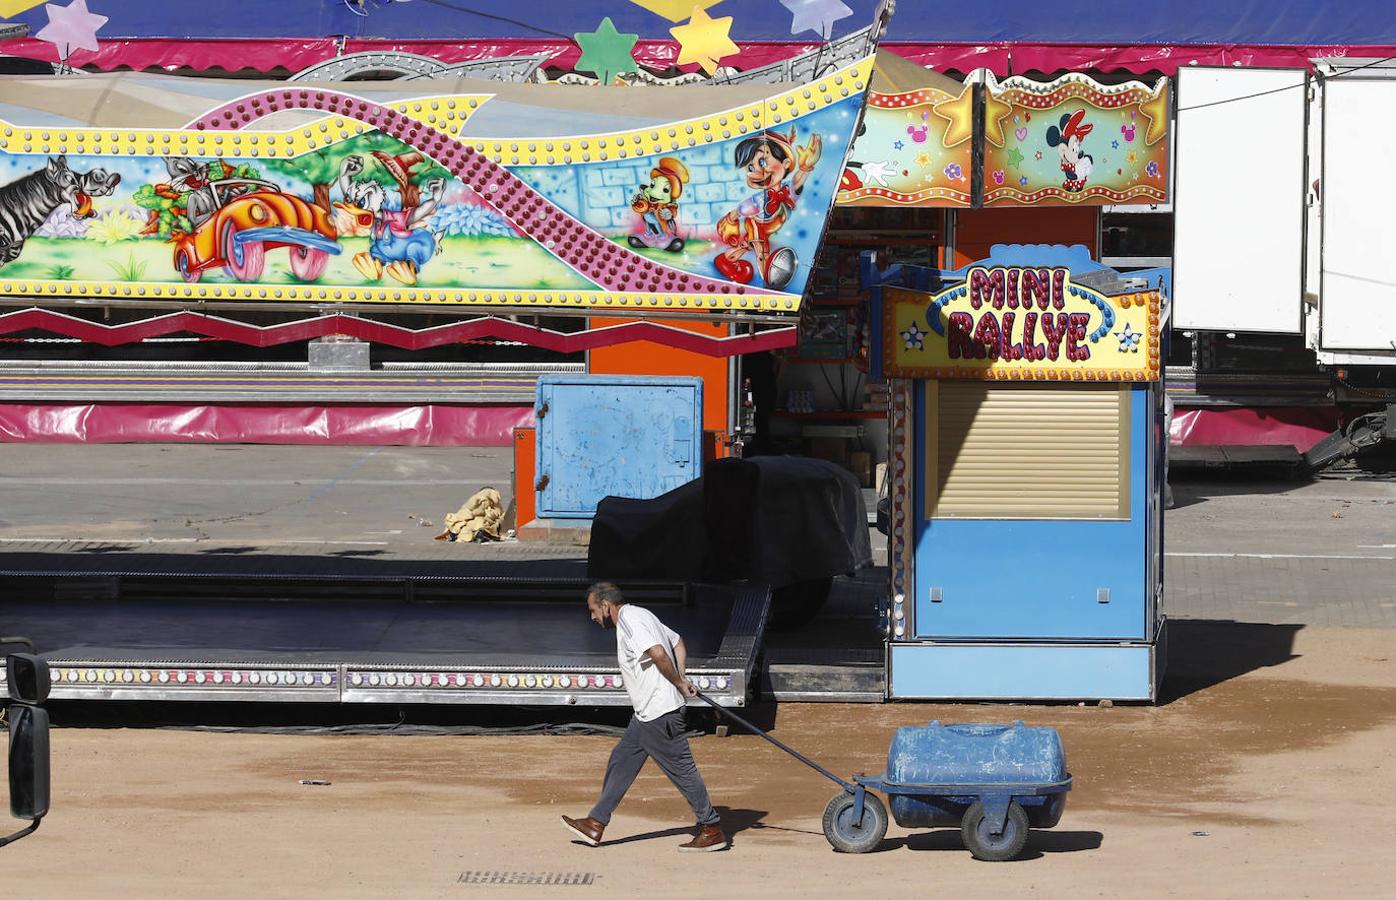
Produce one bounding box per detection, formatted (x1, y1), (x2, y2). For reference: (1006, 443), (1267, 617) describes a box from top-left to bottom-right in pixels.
(926, 382), (1130, 520)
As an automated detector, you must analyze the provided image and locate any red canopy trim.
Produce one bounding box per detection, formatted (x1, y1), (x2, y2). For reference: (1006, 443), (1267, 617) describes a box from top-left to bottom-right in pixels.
(6, 36), (1389, 77)
(883, 41), (1396, 75)
(0, 309), (797, 357)
(0, 36), (822, 75)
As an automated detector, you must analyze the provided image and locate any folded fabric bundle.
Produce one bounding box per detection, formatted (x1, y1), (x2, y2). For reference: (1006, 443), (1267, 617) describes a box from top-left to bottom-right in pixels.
(434, 487), (504, 543)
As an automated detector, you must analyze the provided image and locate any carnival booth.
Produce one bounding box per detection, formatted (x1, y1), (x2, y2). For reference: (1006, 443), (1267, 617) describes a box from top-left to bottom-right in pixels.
(867, 246), (1169, 701)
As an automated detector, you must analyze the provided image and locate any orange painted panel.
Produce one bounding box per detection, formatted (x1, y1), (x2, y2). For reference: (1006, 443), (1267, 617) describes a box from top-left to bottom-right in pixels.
(513, 427), (536, 529)
(704, 430), (732, 462)
(952, 207), (1099, 268)
(587, 318), (730, 433)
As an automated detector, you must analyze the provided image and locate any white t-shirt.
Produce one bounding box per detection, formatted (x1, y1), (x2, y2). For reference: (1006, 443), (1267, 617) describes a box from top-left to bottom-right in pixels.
(615, 604), (684, 722)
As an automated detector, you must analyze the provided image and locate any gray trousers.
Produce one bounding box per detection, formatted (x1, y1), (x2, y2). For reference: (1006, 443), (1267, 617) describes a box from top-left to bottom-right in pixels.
(589, 708), (720, 827)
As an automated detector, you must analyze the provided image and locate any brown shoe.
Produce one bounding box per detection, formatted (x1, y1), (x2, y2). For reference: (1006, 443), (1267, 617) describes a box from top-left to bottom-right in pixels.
(678, 825), (729, 852)
(560, 815), (604, 846)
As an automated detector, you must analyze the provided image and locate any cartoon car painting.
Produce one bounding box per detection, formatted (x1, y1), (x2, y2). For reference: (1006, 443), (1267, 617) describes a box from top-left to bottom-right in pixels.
(172, 177), (341, 283)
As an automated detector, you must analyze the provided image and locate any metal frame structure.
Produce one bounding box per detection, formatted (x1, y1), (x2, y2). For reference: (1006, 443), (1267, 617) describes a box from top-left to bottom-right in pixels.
(0, 577), (770, 707)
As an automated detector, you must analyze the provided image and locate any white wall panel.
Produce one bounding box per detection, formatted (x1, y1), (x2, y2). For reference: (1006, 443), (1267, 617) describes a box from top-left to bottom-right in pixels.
(1174, 68), (1307, 333)
(1320, 78), (1396, 351)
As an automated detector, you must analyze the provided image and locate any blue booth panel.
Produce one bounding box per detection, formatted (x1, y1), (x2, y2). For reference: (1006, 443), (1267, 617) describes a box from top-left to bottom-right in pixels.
(535, 375), (703, 520)
(912, 383), (1150, 640)
(889, 640), (1160, 701)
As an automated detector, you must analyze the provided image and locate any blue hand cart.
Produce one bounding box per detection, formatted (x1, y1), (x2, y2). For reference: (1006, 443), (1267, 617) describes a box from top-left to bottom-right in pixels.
(697, 694), (1072, 860)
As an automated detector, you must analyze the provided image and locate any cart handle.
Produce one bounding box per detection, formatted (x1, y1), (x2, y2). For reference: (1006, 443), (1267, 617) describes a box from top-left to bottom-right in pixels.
(694, 691), (855, 793)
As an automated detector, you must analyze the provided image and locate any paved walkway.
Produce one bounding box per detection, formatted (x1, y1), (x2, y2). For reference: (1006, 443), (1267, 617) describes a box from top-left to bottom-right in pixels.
(1165, 555), (1396, 628)
(1163, 477), (1396, 628)
(2, 444), (1393, 628)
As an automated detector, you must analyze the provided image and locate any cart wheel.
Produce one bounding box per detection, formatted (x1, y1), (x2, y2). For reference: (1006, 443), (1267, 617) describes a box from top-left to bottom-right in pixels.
(821, 791), (888, 854)
(960, 800), (1030, 862)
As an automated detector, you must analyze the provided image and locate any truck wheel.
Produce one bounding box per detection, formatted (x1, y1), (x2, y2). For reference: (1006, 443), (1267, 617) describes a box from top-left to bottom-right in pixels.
(222, 222), (264, 282)
(289, 245), (330, 281)
(176, 249), (200, 284)
(821, 791), (887, 853)
(961, 800), (1029, 861)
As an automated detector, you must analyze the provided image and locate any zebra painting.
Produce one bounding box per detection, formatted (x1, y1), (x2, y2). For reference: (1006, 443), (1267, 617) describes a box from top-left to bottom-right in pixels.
(0, 155), (121, 269)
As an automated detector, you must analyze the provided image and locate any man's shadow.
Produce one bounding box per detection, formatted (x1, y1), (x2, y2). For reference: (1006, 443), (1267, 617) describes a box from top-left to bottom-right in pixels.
(578, 807), (783, 847)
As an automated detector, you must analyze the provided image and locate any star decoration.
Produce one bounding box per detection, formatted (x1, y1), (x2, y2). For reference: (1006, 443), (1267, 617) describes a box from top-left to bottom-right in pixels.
(671, 6), (739, 75)
(931, 85), (975, 148)
(1116, 324), (1141, 352)
(893, 139), (904, 150)
(35, 0), (105, 56)
(628, 0), (723, 22)
(900, 322), (926, 351)
(573, 17), (640, 86)
(1140, 81), (1170, 145)
(981, 89), (1014, 147)
(1111, 140), (1120, 150)
(779, 0), (853, 40)
(0, 1), (47, 16)
(1006, 147), (1024, 168)
(914, 151), (931, 168)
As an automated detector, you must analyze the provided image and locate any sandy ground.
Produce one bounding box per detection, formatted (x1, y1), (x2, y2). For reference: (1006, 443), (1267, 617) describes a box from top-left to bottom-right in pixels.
(2, 446), (1395, 896)
(3, 625), (1394, 899)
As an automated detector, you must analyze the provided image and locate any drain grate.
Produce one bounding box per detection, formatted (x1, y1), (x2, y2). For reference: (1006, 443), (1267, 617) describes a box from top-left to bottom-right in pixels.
(458, 872), (597, 886)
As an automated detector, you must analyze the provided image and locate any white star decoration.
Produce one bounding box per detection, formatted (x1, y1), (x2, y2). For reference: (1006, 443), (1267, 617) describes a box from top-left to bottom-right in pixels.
(779, 0), (854, 40)
(1116, 324), (1141, 353)
(35, 0), (107, 56)
(901, 323), (926, 350)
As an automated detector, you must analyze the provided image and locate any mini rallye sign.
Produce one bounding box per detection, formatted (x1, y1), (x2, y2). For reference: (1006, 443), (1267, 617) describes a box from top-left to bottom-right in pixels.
(883, 265), (1160, 381)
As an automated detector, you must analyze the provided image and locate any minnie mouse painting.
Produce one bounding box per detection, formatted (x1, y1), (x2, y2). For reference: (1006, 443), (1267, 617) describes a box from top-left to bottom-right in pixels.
(1046, 110), (1094, 193)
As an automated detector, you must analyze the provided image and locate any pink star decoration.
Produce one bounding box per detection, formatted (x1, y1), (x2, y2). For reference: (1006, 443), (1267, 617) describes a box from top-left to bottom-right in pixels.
(35, 0), (106, 58)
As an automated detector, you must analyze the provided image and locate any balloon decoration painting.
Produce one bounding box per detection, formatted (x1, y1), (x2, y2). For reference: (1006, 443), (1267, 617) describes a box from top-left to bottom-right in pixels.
(838, 71), (1170, 208)
(837, 82), (976, 208)
(980, 72), (1169, 206)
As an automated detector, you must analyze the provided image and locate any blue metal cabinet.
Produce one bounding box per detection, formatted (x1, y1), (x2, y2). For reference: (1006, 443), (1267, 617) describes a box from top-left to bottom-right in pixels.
(534, 375), (703, 519)
(911, 384), (1151, 641)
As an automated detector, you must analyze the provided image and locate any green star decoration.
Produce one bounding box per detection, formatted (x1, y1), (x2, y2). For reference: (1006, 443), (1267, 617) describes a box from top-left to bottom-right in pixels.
(1006, 147), (1025, 169)
(574, 17), (640, 85)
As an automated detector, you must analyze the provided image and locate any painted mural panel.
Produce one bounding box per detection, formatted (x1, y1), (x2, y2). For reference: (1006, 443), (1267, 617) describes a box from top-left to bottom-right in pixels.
(835, 83), (974, 207)
(0, 60), (874, 314)
(982, 72), (1169, 206)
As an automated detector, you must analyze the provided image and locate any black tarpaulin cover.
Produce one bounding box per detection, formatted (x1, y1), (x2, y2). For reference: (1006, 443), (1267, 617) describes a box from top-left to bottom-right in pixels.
(587, 456), (872, 589)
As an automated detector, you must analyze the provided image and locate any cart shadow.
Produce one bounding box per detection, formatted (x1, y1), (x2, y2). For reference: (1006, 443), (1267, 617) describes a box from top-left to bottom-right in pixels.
(875, 829), (1103, 858)
(583, 807), (773, 848)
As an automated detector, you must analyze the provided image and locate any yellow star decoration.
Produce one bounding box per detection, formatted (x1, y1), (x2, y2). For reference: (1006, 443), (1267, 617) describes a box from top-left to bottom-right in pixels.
(981, 88), (1014, 148)
(1140, 81), (1170, 145)
(0, 0), (46, 17)
(931, 84), (975, 148)
(670, 6), (739, 76)
(629, 0), (722, 22)
(914, 151), (931, 167)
